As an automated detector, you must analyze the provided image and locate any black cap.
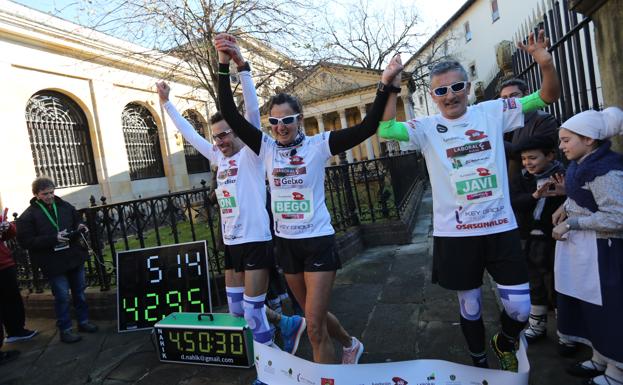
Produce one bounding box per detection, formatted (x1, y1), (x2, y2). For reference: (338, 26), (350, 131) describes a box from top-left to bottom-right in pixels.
(514, 135), (557, 155)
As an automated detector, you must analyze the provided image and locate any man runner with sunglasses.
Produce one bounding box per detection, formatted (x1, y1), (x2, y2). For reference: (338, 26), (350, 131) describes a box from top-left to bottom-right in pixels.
(378, 30), (560, 372)
(156, 54), (306, 361)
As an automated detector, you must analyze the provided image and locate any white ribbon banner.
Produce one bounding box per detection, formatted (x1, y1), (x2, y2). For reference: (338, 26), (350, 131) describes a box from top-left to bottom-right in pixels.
(254, 335), (529, 385)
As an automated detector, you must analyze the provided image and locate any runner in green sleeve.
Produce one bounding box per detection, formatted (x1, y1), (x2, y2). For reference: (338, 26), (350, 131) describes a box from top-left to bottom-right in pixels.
(377, 30), (560, 372)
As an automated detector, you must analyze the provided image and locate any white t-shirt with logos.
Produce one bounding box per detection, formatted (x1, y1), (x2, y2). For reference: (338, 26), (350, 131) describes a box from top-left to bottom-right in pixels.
(259, 132), (335, 239)
(404, 98), (524, 237)
(164, 102), (271, 245)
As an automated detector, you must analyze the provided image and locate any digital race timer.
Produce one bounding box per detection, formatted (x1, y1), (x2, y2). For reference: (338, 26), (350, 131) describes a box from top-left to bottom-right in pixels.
(116, 241), (212, 332)
(154, 312), (254, 368)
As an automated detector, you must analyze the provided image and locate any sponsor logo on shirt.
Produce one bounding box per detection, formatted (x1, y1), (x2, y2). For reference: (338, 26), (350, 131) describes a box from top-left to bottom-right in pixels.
(455, 174), (498, 197)
(274, 178), (304, 187)
(272, 167), (307, 177)
(503, 98), (518, 111)
(456, 217), (509, 230)
(289, 155), (304, 165)
(451, 158), (463, 169)
(217, 168), (238, 180)
(446, 141), (491, 158)
(228, 159), (237, 167)
(464, 129), (488, 141)
(442, 136), (463, 143)
(455, 205), (505, 223)
(436, 123), (448, 133)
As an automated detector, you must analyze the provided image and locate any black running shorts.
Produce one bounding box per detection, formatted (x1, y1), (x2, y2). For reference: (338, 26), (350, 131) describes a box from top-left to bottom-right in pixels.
(432, 229), (528, 290)
(275, 235), (342, 274)
(224, 240), (274, 272)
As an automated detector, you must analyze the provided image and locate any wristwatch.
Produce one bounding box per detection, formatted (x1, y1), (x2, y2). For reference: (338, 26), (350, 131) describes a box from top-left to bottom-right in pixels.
(377, 82), (401, 93)
(237, 61), (251, 73)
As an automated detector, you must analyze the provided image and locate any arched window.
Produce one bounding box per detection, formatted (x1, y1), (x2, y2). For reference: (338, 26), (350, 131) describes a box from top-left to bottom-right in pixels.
(182, 110), (210, 174)
(121, 103), (165, 180)
(25, 91), (98, 188)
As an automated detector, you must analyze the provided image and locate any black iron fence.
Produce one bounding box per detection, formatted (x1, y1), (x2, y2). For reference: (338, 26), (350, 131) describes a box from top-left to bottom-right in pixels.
(512, 0), (602, 122)
(9, 152), (427, 292)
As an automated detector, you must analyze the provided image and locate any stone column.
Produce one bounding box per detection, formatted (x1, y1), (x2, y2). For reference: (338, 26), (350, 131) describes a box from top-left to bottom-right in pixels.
(359, 105), (375, 159)
(401, 96), (415, 121)
(315, 114), (325, 133)
(338, 109), (354, 163)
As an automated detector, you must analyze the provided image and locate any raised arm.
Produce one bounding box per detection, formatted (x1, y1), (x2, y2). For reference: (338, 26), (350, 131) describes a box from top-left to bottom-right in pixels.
(156, 81), (214, 159)
(329, 54), (403, 155)
(517, 30), (560, 112)
(225, 38), (262, 130)
(215, 34), (262, 154)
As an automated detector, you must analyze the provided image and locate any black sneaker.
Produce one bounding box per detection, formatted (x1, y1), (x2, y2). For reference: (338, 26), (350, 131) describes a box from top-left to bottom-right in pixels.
(5, 329), (38, 343)
(78, 322), (98, 333)
(60, 330), (82, 343)
(566, 360), (606, 378)
(0, 350), (20, 365)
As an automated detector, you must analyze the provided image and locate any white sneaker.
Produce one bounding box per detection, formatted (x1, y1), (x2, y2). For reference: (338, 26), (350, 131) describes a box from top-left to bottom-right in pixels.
(342, 337), (364, 364)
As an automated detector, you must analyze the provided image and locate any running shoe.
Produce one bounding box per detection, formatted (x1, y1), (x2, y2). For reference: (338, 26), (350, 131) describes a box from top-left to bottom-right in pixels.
(280, 315), (306, 354)
(490, 333), (518, 372)
(5, 329), (38, 343)
(342, 336), (364, 364)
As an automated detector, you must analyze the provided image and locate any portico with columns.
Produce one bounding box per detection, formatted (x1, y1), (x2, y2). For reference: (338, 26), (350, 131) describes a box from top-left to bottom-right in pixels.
(277, 62), (415, 164)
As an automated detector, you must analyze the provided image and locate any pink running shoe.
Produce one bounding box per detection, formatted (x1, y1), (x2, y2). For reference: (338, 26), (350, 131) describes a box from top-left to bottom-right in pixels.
(342, 337), (364, 364)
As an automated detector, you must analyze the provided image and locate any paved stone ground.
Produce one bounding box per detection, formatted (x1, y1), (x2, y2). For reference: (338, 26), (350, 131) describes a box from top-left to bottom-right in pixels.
(0, 192), (590, 385)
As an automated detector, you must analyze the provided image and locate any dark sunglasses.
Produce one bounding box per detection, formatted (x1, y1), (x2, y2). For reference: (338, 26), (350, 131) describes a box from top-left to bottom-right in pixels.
(268, 114), (299, 126)
(432, 81), (468, 96)
(212, 129), (232, 141)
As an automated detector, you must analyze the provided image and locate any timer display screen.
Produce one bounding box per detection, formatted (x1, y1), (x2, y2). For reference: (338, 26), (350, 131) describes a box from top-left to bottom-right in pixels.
(154, 313), (254, 368)
(116, 241), (211, 332)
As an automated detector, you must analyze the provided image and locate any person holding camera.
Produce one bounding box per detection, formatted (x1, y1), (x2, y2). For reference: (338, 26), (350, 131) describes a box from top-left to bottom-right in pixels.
(16, 177), (97, 343)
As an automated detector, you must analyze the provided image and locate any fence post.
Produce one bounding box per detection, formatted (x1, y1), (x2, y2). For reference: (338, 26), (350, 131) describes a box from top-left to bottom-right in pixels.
(337, 153), (359, 226)
(86, 197), (110, 291)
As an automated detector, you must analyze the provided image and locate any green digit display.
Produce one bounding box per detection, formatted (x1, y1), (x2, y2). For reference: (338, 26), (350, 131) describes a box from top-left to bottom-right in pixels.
(166, 291), (182, 312)
(183, 331), (195, 352)
(123, 297), (139, 321)
(230, 332), (243, 355)
(187, 288), (205, 313)
(215, 332), (226, 354)
(144, 293), (159, 322)
(198, 332), (211, 353)
(169, 331), (181, 351)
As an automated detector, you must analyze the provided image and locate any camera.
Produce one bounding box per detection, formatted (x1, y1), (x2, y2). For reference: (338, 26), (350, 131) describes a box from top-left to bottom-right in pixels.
(66, 227), (87, 240)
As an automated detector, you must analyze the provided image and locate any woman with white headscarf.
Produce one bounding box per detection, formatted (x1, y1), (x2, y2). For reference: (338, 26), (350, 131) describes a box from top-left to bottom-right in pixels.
(552, 107), (623, 385)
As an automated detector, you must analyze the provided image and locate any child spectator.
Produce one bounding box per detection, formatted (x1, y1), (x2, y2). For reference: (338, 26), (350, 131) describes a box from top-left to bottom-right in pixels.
(510, 135), (565, 343)
(552, 107), (623, 385)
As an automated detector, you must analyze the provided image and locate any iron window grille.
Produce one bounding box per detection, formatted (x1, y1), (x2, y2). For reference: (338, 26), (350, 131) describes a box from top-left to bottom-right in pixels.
(25, 91), (98, 188)
(182, 110), (210, 174)
(121, 103), (165, 180)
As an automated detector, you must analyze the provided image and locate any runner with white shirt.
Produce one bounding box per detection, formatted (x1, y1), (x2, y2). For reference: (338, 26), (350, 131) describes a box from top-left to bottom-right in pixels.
(156, 56), (306, 359)
(378, 30), (560, 372)
(214, 33), (403, 364)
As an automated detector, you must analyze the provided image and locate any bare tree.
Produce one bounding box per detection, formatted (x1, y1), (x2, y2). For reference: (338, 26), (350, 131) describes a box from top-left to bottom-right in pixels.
(319, 0), (424, 70)
(70, 0), (319, 106)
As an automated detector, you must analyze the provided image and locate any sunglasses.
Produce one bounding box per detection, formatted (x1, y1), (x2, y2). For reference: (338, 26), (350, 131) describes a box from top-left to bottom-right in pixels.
(432, 81), (468, 97)
(268, 114), (299, 126)
(212, 129), (232, 141)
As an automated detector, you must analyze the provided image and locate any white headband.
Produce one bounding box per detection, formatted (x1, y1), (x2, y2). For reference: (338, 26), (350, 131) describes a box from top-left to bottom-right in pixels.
(560, 107), (623, 140)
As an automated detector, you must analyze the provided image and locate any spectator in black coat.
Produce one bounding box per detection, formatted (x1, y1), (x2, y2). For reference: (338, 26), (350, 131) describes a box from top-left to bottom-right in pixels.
(510, 135), (566, 344)
(16, 177), (98, 343)
(500, 78), (559, 178)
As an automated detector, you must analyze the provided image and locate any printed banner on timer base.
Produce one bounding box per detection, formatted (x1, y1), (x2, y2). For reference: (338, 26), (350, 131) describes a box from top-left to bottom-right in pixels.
(254, 335), (529, 385)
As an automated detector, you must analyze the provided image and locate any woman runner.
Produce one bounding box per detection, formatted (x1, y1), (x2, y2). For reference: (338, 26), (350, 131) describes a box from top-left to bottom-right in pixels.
(214, 33), (403, 364)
